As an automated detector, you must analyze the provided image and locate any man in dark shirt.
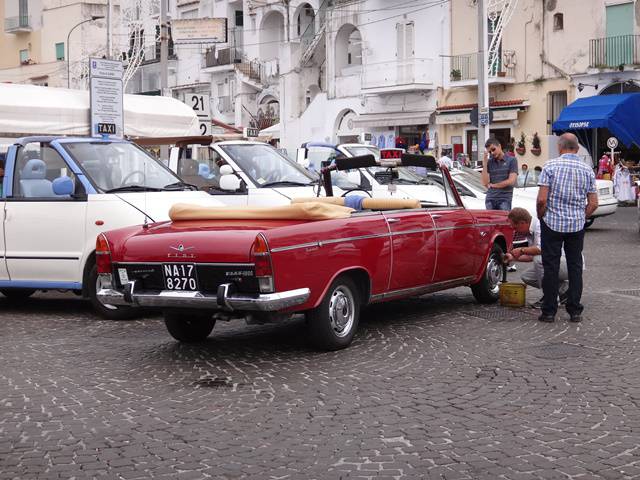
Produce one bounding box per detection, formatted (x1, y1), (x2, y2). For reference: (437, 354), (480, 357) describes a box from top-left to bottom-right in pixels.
(481, 138), (518, 210)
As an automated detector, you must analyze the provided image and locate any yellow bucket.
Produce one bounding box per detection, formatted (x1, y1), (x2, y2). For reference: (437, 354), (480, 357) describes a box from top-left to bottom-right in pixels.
(499, 282), (526, 307)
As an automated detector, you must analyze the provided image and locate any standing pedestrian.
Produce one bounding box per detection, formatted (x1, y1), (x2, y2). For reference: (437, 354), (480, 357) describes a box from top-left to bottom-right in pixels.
(439, 148), (453, 170)
(536, 133), (598, 323)
(481, 138), (518, 210)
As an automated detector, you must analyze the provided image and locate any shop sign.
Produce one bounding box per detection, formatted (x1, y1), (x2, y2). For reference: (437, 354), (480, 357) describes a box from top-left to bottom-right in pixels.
(172, 18), (228, 43)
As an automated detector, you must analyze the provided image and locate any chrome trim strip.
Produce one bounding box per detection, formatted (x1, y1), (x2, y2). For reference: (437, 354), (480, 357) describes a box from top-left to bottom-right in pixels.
(97, 285), (311, 311)
(369, 276), (476, 302)
(390, 228), (436, 236)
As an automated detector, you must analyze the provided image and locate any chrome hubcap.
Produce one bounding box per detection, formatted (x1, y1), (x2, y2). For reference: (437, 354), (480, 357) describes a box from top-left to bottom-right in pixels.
(486, 254), (502, 294)
(328, 286), (355, 338)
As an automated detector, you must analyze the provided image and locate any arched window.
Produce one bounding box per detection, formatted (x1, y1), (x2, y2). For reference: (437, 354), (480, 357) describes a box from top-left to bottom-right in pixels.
(553, 13), (563, 31)
(335, 24), (362, 75)
(260, 11), (285, 60)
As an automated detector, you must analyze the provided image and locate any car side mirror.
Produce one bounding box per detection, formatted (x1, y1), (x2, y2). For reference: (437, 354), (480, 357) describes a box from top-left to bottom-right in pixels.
(219, 174), (241, 191)
(52, 176), (74, 196)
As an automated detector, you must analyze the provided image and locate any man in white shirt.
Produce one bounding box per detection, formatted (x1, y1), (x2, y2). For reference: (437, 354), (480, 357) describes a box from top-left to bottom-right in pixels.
(439, 148), (453, 170)
(504, 208), (569, 307)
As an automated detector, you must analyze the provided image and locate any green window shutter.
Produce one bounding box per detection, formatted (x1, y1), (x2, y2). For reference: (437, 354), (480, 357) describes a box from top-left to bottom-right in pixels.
(55, 42), (65, 61)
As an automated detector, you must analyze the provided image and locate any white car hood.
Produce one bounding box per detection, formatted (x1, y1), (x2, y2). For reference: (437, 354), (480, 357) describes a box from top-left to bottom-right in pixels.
(116, 191), (226, 222)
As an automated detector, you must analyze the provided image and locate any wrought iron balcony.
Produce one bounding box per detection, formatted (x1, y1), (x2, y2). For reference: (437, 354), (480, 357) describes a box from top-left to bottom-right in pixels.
(589, 35), (640, 68)
(4, 15), (32, 33)
(204, 47), (242, 68)
(362, 58), (435, 93)
(449, 51), (516, 83)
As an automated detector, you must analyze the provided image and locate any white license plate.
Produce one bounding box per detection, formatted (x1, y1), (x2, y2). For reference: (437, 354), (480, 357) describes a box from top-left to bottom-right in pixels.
(163, 263), (198, 291)
(599, 188), (610, 196)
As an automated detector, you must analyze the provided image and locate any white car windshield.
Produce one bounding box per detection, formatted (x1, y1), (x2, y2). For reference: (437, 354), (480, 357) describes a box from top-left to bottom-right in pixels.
(452, 166), (488, 193)
(62, 142), (183, 192)
(343, 145), (381, 159)
(220, 143), (316, 187)
(516, 170), (540, 188)
(344, 145), (433, 186)
(304, 146), (359, 190)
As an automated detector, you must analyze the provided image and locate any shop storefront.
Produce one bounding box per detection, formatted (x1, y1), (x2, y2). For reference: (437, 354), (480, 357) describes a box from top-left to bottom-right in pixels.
(553, 92), (640, 190)
(435, 100), (528, 166)
(352, 111), (431, 150)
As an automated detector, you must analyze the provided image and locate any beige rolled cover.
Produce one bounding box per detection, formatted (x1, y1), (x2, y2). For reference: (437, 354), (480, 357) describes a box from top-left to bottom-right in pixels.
(291, 197), (421, 210)
(169, 202), (355, 221)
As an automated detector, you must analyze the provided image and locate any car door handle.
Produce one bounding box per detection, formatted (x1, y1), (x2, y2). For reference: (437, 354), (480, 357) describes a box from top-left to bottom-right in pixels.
(431, 214), (442, 219)
(387, 218), (400, 223)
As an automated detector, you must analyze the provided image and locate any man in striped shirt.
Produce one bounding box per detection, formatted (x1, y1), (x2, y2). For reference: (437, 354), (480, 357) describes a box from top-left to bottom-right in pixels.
(536, 133), (598, 323)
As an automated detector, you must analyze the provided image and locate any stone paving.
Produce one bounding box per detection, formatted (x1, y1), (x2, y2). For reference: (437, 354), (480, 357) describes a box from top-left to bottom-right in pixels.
(0, 207), (639, 480)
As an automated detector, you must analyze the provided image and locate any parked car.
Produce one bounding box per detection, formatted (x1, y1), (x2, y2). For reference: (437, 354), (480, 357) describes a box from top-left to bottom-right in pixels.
(296, 142), (487, 210)
(157, 137), (351, 205)
(0, 136), (226, 319)
(515, 170), (617, 228)
(97, 154), (513, 351)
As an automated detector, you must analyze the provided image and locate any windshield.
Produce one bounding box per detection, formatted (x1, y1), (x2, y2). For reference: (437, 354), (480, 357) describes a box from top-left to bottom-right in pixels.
(62, 142), (181, 192)
(452, 166), (488, 193)
(516, 170), (540, 188)
(220, 143), (315, 187)
(344, 145), (381, 159)
(304, 146), (359, 190)
(367, 166), (429, 185)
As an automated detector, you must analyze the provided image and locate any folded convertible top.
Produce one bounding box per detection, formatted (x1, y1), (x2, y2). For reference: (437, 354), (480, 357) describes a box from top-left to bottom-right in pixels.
(169, 202), (355, 221)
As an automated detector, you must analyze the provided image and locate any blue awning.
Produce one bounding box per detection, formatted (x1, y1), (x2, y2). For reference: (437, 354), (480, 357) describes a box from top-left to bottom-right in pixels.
(552, 93), (640, 148)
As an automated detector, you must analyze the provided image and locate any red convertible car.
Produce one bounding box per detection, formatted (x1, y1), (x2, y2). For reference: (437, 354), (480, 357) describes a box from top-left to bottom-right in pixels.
(97, 155), (513, 350)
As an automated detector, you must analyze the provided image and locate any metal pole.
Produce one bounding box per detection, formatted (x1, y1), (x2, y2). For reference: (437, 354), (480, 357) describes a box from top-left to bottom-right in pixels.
(67, 18), (98, 88)
(160, 0), (168, 96)
(477, 0), (490, 146)
(107, 0), (112, 59)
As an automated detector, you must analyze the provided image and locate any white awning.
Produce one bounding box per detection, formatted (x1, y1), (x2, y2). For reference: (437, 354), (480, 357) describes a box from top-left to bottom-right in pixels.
(352, 111), (431, 128)
(0, 83), (200, 138)
(259, 122), (280, 138)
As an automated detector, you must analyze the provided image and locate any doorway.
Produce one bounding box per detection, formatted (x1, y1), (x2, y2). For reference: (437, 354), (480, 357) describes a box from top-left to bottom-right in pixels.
(466, 128), (511, 165)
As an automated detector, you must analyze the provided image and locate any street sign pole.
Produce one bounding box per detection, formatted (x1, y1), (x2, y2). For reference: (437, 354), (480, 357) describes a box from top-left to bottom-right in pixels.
(477, 0), (490, 149)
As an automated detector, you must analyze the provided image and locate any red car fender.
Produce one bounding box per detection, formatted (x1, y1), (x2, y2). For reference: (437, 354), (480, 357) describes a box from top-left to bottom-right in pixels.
(471, 229), (510, 284)
(306, 265), (374, 310)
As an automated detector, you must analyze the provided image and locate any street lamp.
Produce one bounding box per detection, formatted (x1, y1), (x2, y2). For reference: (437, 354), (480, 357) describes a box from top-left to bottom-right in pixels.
(67, 15), (105, 88)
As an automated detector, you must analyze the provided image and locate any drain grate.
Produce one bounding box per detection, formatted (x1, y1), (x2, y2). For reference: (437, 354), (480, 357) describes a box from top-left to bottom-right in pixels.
(525, 342), (599, 360)
(465, 308), (538, 322)
(611, 289), (640, 298)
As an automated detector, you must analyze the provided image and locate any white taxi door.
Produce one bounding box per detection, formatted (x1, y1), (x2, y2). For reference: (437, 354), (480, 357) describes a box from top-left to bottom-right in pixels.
(4, 143), (87, 287)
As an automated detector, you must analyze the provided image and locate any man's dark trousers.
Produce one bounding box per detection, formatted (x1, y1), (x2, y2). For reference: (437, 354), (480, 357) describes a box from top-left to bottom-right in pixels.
(540, 220), (585, 317)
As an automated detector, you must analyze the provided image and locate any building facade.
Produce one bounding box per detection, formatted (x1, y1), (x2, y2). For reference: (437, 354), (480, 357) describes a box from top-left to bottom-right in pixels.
(0, 0), (108, 88)
(437, 0), (640, 168)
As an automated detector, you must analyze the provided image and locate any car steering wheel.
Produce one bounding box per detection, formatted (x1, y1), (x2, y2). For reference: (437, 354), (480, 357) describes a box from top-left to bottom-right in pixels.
(121, 170), (145, 186)
(341, 188), (373, 198)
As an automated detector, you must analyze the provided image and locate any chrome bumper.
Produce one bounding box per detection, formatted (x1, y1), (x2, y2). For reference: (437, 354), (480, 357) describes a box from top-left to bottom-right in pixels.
(97, 277), (310, 312)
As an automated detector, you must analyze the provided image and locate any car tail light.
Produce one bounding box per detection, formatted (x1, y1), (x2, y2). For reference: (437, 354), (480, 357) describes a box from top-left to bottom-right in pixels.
(96, 233), (113, 274)
(251, 233), (274, 293)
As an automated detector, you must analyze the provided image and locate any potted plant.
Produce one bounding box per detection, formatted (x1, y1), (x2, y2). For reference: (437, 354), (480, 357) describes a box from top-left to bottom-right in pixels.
(497, 70), (507, 77)
(506, 136), (516, 154)
(516, 132), (526, 155)
(450, 69), (462, 81)
(531, 132), (542, 156)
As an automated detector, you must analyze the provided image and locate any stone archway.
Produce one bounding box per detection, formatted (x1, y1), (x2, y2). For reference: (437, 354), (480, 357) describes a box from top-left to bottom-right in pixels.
(260, 11), (285, 60)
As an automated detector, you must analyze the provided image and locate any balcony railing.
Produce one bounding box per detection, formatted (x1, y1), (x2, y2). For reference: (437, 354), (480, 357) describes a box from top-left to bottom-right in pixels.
(449, 52), (515, 82)
(4, 15), (32, 33)
(362, 58), (434, 91)
(590, 35), (640, 68)
(204, 47), (242, 68)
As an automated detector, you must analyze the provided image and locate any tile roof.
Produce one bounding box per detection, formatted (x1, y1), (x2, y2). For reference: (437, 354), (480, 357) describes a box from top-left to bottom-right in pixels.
(437, 99), (527, 111)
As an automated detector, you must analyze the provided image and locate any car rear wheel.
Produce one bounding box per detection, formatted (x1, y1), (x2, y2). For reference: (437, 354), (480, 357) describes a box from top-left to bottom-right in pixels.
(307, 275), (360, 351)
(0, 288), (36, 301)
(471, 243), (504, 304)
(88, 263), (138, 320)
(164, 312), (216, 343)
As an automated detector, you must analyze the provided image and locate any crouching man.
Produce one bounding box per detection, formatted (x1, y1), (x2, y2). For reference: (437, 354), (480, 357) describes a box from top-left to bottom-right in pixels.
(504, 208), (569, 308)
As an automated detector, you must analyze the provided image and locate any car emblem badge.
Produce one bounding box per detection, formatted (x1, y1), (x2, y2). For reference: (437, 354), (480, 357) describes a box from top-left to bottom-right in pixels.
(168, 243), (195, 259)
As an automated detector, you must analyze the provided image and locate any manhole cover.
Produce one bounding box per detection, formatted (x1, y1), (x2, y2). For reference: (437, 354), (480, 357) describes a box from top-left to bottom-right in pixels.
(526, 342), (599, 360)
(611, 289), (640, 298)
(465, 308), (538, 322)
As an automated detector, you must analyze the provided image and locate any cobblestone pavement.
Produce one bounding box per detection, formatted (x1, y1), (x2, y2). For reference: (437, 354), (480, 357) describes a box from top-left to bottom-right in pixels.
(1, 207), (639, 480)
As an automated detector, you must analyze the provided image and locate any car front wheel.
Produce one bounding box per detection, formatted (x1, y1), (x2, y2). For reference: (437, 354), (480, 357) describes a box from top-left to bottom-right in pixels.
(164, 312), (216, 343)
(471, 243), (504, 304)
(307, 275), (361, 351)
